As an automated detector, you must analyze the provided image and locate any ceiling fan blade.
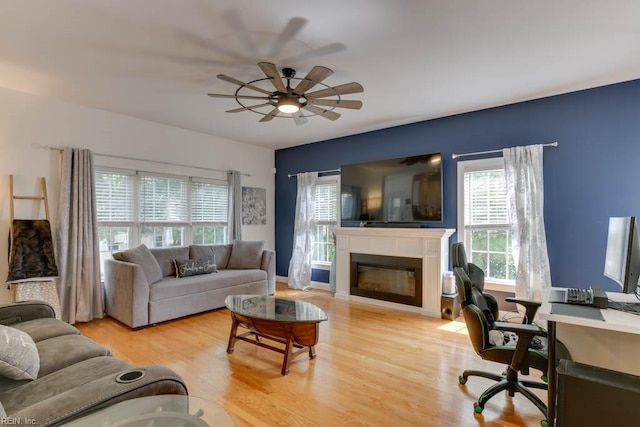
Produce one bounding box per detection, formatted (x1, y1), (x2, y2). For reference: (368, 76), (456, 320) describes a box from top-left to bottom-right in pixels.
(172, 28), (252, 64)
(220, 9), (257, 56)
(281, 42), (347, 63)
(258, 62), (287, 93)
(302, 104), (341, 121)
(217, 75), (273, 95)
(268, 17), (307, 56)
(293, 111), (309, 126)
(308, 99), (362, 110)
(305, 82), (364, 99)
(293, 65), (334, 95)
(226, 102), (273, 113)
(208, 93), (271, 100)
(259, 108), (280, 122)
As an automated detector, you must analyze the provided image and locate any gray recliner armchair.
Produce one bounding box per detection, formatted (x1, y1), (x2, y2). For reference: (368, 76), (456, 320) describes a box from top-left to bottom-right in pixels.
(0, 301), (187, 426)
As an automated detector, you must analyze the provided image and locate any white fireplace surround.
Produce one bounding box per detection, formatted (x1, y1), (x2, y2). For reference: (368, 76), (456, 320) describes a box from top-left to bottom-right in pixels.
(334, 227), (456, 317)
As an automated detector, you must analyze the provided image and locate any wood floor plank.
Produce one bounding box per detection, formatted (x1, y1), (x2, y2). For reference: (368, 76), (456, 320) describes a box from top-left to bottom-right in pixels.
(77, 283), (547, 426)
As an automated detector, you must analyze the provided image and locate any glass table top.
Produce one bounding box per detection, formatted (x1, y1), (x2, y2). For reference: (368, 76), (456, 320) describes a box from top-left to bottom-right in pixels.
(225, 295), (328, 323)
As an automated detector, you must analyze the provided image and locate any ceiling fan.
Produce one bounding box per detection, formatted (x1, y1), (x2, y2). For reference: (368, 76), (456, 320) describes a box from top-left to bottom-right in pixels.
(207, 62), (363, 125)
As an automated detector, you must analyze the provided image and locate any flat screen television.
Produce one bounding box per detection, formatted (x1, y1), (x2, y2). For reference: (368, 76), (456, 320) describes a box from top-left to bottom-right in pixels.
(340, 152), (442, 226)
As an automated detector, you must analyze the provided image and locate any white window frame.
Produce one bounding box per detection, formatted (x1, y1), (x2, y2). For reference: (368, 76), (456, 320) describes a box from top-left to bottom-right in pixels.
(311, 175), (340, 271)
(137, 171), (190, 248)
(96, 167), (229, 260)
(457, 157), (515, 292)
(190, 177), (229, 245)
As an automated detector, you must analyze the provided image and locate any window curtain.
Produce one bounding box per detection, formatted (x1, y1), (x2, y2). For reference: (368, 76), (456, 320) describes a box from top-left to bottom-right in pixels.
(503, 144), (551, 304)
(227, 170), (242, 242)
(55, 148), (103, 324)
(288, 172), (318, 291)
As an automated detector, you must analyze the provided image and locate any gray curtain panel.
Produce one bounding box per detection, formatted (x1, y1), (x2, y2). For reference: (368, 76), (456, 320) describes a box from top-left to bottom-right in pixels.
(55, 148), (104, 324)
(227, 170), (242, 242)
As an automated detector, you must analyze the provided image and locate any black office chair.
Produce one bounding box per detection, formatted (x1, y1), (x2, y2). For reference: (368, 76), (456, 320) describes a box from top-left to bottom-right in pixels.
(451, 242), (541, 325)
(452, 243), (550, 423)
(451, 242), (500, 322)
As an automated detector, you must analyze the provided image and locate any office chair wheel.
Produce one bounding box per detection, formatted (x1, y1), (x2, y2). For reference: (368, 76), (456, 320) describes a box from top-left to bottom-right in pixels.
(473, 402), (483, 414)
(458, 375), (467, 385)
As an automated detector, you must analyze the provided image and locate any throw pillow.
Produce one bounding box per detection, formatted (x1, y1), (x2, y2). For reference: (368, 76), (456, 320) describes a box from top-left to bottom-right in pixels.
(173, 257), (218, 278)
(189, 244), (232, 269)
(0, 324), (40, 380)
(226, 240), (264, 269)
(113, 244), (163, 285)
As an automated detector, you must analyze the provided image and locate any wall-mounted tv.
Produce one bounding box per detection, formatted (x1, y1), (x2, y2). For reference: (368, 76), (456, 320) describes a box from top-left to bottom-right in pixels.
(340, 152), (442, 226)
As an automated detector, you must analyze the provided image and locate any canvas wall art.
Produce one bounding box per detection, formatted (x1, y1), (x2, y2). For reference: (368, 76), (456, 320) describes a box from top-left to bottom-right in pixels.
(242, 186), (267, 225)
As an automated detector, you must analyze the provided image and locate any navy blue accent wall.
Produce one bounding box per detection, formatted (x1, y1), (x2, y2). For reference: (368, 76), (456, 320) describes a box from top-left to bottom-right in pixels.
(275, 79), (640, 291)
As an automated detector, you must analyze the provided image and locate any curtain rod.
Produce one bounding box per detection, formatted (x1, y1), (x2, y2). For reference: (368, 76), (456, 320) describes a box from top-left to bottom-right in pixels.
(41, 145), (251, 176)
(452, 141), (558, 160)
(287, 168), (340, 178)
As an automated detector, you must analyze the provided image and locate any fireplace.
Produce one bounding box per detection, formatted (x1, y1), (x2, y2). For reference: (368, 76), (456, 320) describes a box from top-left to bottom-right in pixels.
(350, 253), (422, 307)
(334, 227), (455, 317)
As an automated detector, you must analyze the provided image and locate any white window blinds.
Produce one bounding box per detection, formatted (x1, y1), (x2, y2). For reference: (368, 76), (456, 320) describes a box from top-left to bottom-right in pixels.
(315, 181), (338, 224)
(139, 174), (189, 223)
(95, 171), (135, 223)
(464, 169), (508, 225)
(191, 179), (228, 223)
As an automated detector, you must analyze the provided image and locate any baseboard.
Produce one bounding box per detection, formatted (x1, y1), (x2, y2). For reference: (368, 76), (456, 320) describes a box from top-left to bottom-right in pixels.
(275, 275), (331, 292)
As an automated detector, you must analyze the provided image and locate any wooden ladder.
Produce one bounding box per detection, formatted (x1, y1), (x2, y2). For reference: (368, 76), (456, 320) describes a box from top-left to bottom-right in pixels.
(9, 175), (50, 222)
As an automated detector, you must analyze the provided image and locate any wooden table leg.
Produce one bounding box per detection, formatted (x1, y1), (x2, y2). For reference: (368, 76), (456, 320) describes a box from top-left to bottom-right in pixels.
(227, 314), (239, 354)
(281, 333), (294, 375)
(309, 345), (316, 359)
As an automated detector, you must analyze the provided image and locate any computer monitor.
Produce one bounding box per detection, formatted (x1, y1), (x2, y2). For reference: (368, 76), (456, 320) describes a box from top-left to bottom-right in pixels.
(604, 216), (640, 294)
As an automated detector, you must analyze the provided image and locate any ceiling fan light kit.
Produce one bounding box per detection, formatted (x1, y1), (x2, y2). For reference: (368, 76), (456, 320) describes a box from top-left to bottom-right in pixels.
(277, 96), (300, 114)
(207, 62), (363, 124)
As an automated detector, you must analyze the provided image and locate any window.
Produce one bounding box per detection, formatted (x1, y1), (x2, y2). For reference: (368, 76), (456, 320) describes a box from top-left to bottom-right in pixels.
(312, 176), (339, 268)
(95, 169), (229, 274)
(191, 179), (228, 245)
(96, 170), (136, 274)
(139, 173), (189, 248)
(457, 158), (515, 288)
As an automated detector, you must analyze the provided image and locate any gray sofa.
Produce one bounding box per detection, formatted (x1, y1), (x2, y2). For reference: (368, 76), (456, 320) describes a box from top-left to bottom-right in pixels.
(0, 301), (187, 426)
(104, 241), (275, 328)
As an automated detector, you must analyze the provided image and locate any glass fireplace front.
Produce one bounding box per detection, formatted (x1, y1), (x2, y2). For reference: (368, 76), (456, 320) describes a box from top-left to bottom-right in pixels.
(350, 253), (422, 307)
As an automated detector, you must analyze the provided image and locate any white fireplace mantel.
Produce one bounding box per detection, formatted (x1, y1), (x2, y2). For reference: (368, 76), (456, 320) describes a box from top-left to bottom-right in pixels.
(333, 227), (456, 317)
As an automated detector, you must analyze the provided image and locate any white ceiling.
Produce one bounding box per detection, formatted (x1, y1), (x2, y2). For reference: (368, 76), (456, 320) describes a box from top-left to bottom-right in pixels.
(1, 1), (639, 150)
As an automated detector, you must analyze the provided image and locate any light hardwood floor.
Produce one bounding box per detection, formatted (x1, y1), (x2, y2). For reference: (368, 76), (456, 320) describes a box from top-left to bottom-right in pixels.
(77, 283), (548, 426)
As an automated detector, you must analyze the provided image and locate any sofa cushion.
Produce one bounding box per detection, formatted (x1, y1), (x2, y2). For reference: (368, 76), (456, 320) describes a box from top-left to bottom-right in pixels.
(173, 257), (218, 278)
(36, 335), (111, 377)
(189, 244), (232, 269)
(150, 247), (190, 277)
(0, 325), (40, 380)
(113, 244), (163, 285)
(227, 240), (264, 269)
(12, 318), (80, 343)
(149, 269), (268, 301)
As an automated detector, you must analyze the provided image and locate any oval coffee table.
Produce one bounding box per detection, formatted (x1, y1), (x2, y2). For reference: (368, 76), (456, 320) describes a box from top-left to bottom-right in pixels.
(224, 295), (328, 375)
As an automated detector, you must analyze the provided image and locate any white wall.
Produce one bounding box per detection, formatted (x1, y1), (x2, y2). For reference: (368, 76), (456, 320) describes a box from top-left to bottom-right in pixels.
(0, 86), (275, 302)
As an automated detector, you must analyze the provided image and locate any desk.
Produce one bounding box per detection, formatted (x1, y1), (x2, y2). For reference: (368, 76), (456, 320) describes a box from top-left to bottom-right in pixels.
(538, 290), (640, 427)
